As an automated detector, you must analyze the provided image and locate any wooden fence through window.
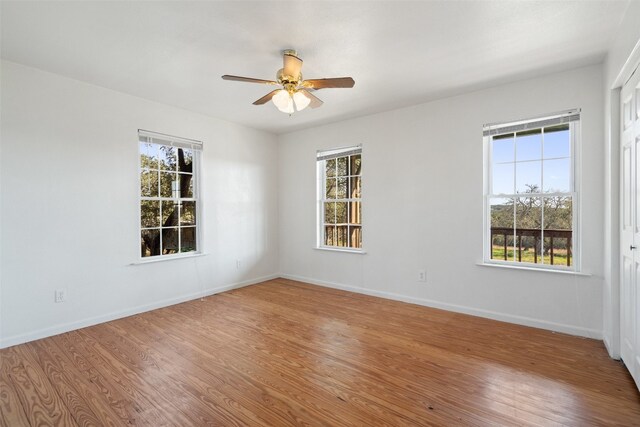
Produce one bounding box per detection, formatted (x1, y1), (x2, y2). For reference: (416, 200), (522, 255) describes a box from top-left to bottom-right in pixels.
(490, 227), (572, 266)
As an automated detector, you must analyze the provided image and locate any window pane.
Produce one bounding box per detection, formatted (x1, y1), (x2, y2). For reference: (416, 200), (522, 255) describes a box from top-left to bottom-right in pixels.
(162, 228), (179, 255)
(141, 200), (160, 228)
(325, 159), (336, 177)
(178, 148), (193, 172)
(350, 176), (362, 198)
(335, 225), (348, 247)
(337, 157), (348, 177)
(324, 225), (336, 246)
(516, 129), (542, 161)
(325, 179), (337, 199)
(349, 154), (362, 175)
(491, 234), (516, 261)
(516, 196), (542, 229)
(517, 234), (540, 264)
(141, 229), (160, 257)
(543, 125), (570, 159)
(543, 196), (572, 229)
(492, 134), (514, 164)
(181, 227), (197, 253)
(336, 202), (348, 223)
(140, 143), (159, 169)
(516, 161), (541, 194)
(515, 196), (543, 264)
(160, 172), (177, 198)
(350, 226), (362, 248)
(336, 178), (348, 199)
(179, 173), (194, 198)
(490, 198), (514, 261)
(324, 202), (336, 224)
(492, 163), (514, 195)
(159, 146), (177, 171)
(140, 169), (159, 197)
(161, 200), (179, 226)
(491, 198), (514, 228)
(349, 201), (361, 225)
(543, 196), (572, 267)
(543, 234), (572, 267)
(543, 158), (570, 193)
(181, 201), (196, 225)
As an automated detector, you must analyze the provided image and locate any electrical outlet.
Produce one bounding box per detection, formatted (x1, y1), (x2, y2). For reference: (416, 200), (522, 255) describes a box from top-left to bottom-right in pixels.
(236, 259), (241, 269)
(54, 289), (66, 303)
(418, 270), (427, 282)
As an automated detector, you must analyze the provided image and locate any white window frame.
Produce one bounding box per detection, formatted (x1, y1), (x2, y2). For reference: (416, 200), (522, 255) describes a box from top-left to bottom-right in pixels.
(316, 145), (363, 252)
(482, 110), (581, 272)
(138, 129), (203, 261)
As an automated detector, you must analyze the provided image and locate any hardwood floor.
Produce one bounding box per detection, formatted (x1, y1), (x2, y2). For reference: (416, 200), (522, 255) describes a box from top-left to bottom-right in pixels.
(1, 278), (639, 426)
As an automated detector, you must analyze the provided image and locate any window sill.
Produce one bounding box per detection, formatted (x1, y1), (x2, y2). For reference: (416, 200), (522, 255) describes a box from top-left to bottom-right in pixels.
(476, 262), (591, 276)
(130, 252), (209, 265)
(314, 247), (367, 254)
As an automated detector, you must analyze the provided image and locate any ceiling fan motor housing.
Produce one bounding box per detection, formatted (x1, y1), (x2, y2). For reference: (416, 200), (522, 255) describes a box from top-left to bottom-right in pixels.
(276, 68), (302, 90)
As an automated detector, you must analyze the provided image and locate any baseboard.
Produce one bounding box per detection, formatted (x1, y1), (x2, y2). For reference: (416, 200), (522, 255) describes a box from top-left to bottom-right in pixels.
(603, 335), (621, 359)
(278, 274), (603, 340)
(0, 273), (279, 349)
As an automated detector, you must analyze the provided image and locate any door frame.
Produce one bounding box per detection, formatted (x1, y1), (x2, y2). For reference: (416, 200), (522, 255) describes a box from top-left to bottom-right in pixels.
(611, 39), (640, 360)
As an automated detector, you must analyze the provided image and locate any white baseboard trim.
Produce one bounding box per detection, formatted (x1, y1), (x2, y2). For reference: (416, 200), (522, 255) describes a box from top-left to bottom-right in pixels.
(0, 274), (279, 349)
(278, 274), (603, 340)
(603, 335), (621, 359)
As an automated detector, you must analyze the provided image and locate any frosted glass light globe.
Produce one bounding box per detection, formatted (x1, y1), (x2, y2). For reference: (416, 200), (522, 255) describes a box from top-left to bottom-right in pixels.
(293, 91), (311, 111)
(273, 90), (294, 113)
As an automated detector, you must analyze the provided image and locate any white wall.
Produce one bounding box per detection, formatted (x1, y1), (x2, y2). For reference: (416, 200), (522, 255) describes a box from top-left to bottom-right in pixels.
(279, 64), (604, 338)
(602, 1), (640, 357)
(0, 59), (613, 346)
(0, 60), (279, 347)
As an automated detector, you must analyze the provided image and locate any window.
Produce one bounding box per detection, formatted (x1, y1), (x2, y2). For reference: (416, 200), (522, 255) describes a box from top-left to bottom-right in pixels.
(139, 130), (202, 258)
(317, 146), (362, 250)
(483, 110), (580, 270)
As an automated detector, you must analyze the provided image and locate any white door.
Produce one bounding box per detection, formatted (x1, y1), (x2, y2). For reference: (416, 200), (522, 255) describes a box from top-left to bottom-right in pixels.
(621, 64), (640, 389)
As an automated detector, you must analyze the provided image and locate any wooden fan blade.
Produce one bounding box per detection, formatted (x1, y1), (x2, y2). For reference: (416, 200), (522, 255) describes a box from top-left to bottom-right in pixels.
(253, 90), (280, 105)
(300, 90), (323, 109)
(283, 53), (303, 79)
(222, 75), (278, 85)
(302, 77), (355, 89)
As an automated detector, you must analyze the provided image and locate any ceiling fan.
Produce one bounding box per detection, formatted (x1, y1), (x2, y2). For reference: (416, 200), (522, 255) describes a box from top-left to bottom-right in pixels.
(222, 49), (355, 114)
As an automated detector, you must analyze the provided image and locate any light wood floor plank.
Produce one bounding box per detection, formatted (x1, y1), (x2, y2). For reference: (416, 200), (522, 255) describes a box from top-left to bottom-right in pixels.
(1, 279), (639, 426)
(0, 349), (30, 427)
(9, 346), (78, 426)
(29, 338), (128, 426)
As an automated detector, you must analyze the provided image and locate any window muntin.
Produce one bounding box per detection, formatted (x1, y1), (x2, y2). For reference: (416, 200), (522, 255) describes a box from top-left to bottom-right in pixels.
(139, 131), (201, 258)
(484, 114), (578, 270)
(317, 147), (362, 250)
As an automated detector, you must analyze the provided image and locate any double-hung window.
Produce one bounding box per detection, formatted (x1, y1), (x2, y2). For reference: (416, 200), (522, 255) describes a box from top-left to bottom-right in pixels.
(317, 146), (362, 250)
(139, 130), (202, 258)
(483, 110), (580, 270)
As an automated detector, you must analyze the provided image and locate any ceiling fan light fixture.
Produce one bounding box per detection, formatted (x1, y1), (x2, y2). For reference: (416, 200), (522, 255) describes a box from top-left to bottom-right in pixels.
(293, 90), (311, 111)
(282, 97), (294, 114)
(272, 89), (290, 110)
(272, 89), (294, 113)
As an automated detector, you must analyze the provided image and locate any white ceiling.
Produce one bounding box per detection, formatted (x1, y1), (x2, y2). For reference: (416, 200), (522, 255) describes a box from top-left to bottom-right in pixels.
(0, 1), (630, 134)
